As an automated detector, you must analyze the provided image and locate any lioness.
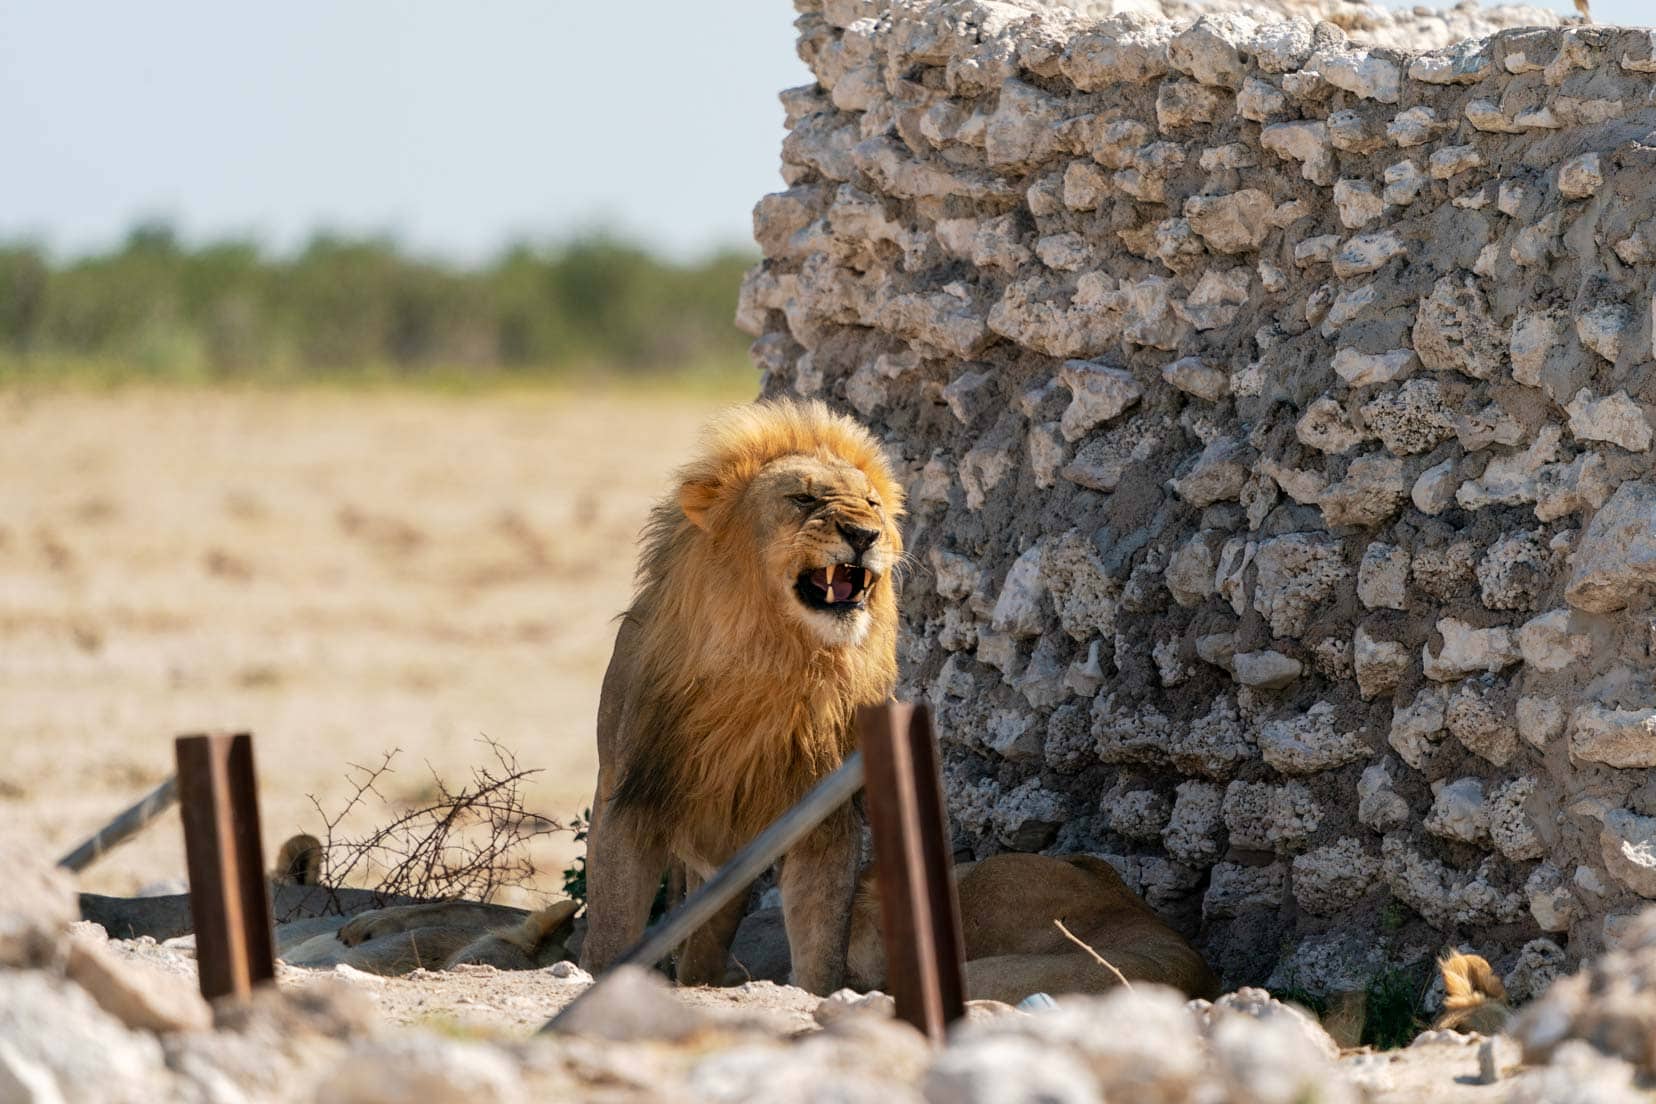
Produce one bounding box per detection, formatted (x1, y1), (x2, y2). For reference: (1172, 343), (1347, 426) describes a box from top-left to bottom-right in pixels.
(845, 853), (1221, 1002)
(579, 399), (905, 995)
(268, 834), (582, 975)
(1432, 951), (1510, 1034)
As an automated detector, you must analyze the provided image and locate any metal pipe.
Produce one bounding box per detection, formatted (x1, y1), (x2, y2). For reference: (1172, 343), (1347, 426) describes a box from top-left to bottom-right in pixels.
(58, 775), (180, 874)
(543, 751), (865, 1032)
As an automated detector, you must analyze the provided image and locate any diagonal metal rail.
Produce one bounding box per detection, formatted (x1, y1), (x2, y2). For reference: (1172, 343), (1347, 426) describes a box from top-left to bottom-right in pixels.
(543, 751), (866, 1033)
(544, 700), (968, 1041)
(58, 775), (179, 873)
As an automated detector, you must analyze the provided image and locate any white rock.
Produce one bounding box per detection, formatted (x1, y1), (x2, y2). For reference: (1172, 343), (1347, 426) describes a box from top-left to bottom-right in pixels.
(1423, 618), (1519, 681)
(1251, 533), (1348, 637)
(1236, 77), (1287, 122)
(1172, 436), (1251, 507)
(1390, 108), (1442, 147)
(1353, 625), (1408, 700)
(1315, 48), (1401, 104)
(990, 544), (1047, 639)
(1566, 389), (1652, 452)
(1058, 360), (1142, 442)
(1525, 864), (1578, 932)
(1517, 609), (1589, 672)
(1390, 687), (1446, 769)
(1518, 695), (1564, 748)
(320, 1036), (527, 1104)
(941, 369), (995, 424)
(0, 972), (171, 1102)
(1601, 810), (1656, 898)
(1357, 543), (1409, 610)
(925, 1034), (1101, 1104)
(930, 548), (980, 601)
(1258, 702), (1367, 775)
(1333, 347), (1416, 388)
(1425, 777), (1489, 844)
(64, 938), (210, 1034)
(1162, 356), (1229, 402)
(1184, 189), (1274, 254)
(1510, 309), (1563, 387)
(1232, 649), (1302, 689)
(1577, 302), (1633, 363)
(1383, 160), (1426, 206)
(1557, 152), (1603, 199)
(1332, 179), (1384, 229)
(1261, 121), (1334, 186)
(1565, 481), (1656, 612)
(1569, 704), (1656, 769)
(1332, 231), (1405, 279)
(1429, 145), (1482, 179)
(1358, 762), (1410, 832)
(1411, 458), (1458, 515)
(1318, 453), (1407, 528)
(1296, 397), (1364, 454)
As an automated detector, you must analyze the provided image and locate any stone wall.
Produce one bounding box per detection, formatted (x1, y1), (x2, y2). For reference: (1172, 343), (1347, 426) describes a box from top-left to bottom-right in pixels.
(739, 0), (1656, 991)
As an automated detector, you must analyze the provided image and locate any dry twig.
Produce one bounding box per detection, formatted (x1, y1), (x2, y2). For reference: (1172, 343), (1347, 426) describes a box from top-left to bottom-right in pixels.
(1054, 918), (1134, 992)
(287, 737), (564, 922)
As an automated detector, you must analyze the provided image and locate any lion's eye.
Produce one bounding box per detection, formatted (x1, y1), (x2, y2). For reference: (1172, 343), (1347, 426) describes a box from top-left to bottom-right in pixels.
(866, 498), (880, 509)
(788, 493), (818, 507)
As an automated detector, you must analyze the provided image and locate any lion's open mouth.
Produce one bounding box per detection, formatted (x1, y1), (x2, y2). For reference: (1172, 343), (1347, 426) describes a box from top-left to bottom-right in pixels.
(795, 564), (873, 614)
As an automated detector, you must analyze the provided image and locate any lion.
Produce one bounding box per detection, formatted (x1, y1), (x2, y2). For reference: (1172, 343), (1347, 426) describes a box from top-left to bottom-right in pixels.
(269, 832), (324, 887)
(265, 833), (582, 975)
(845, 853), (1220, 1003)
(578, 399), (905, 995)
(1432, 951), (1510, 1034)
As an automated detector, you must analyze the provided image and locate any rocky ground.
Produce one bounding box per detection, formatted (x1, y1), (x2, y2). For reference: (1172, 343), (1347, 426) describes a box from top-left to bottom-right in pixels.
(7, 836), (1656, 1103)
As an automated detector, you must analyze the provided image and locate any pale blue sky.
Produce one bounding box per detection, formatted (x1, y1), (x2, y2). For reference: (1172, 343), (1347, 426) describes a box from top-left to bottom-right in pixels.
(0, 0), (1633, 262)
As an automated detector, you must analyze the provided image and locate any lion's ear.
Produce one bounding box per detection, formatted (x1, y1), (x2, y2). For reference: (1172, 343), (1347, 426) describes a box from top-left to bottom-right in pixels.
(678, 480), (720, 530)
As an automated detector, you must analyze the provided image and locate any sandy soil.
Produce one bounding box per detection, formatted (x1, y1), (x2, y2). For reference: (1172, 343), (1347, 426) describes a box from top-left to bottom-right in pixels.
(0, 385), (743, 901)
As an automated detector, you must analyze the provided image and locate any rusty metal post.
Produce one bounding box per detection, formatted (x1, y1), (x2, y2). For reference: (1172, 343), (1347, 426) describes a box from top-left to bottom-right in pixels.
(858, 702), (966, 1043)
(174, 732), (276, 1002)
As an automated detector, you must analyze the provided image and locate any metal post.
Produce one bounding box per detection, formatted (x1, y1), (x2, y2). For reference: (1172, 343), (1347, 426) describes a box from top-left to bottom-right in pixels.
(858, 702), (966, 1043)
(174, 732), (276, 1002)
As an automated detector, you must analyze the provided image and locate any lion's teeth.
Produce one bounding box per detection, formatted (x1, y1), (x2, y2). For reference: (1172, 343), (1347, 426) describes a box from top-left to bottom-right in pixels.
(825, 564), (837, 585)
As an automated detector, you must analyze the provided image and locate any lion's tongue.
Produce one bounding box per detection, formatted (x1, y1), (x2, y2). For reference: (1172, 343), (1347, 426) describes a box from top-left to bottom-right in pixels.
(812, 568), (856, 603)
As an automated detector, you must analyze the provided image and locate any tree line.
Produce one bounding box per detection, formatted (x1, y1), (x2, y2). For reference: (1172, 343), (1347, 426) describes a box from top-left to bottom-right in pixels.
(0, 223), (757, 382)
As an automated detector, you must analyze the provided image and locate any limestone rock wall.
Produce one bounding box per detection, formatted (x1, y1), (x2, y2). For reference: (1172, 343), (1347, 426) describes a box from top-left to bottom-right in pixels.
(739, 0), (1656, 988)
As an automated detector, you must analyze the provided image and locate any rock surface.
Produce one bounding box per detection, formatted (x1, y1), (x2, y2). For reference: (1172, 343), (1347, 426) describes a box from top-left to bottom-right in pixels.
(743, 0), (1656, 988)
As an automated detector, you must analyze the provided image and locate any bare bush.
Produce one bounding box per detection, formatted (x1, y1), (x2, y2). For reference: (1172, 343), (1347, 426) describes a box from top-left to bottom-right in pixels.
(285, 738), (565, 920)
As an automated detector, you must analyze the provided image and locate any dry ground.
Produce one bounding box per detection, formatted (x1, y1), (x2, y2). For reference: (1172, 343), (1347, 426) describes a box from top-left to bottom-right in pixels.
(0, 385), (744, 902)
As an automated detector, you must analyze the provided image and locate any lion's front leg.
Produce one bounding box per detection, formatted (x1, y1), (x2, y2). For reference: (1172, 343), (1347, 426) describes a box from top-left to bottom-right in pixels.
(578, 800), (669, 977)
(674, 865), (751, 987)
(779, 811), (858, 996)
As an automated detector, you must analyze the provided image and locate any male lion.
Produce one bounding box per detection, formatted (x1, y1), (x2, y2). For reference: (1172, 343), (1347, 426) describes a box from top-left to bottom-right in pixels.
(578, 399), (904, 995)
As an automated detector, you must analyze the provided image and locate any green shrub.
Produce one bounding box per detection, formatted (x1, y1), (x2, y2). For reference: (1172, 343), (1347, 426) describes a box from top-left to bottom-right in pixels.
(0, 225), (758, 385)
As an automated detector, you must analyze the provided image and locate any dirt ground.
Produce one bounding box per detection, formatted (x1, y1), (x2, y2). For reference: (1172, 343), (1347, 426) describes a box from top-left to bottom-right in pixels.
(0, 385), (745, 902)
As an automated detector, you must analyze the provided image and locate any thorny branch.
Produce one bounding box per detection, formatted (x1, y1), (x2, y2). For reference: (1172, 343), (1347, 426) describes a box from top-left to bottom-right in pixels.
(285, 737), (566, 922)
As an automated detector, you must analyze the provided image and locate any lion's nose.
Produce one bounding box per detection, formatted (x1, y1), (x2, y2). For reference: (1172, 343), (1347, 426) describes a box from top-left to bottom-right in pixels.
(839, 523), (880, 555)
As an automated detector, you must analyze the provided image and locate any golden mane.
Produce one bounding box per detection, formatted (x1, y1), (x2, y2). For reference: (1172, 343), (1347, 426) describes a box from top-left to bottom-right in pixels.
(611, 399), (905, 843)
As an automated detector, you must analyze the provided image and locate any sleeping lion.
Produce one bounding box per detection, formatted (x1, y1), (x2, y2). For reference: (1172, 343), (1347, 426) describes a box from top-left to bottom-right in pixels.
(846, 853), (1220, 1002)
(578, 399), (905, 995)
